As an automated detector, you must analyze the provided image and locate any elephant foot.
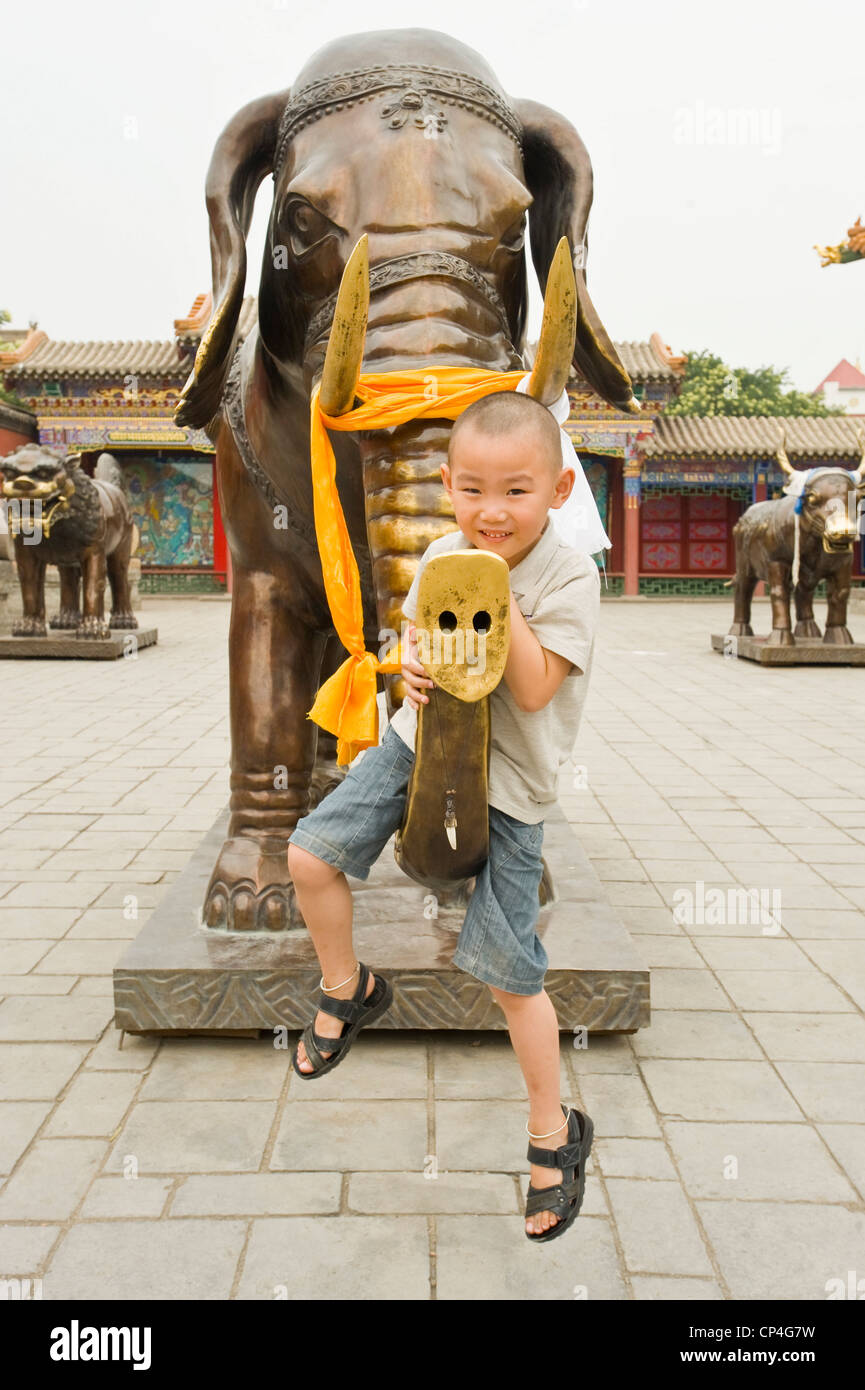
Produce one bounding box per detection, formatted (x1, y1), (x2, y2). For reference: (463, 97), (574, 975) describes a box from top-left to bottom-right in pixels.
(109, 611), (139, 630)
(76, 616), (111, 639)
(823, 625), (854, 646)
(728, 622), (753, 637)
(794, 620), (822, 639)
(766, 628), (795, 647)
(203, 834), (303, 931)
(12, 616), (47, 637)
(50, 608), (82, 630)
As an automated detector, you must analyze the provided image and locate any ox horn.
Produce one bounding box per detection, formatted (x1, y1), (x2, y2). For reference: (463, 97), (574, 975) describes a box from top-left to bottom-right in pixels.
(775, 428), (796, 478)
(854, 425), (865, 484)
(318, 234), (369, 417)
(526, 236), (577, 407)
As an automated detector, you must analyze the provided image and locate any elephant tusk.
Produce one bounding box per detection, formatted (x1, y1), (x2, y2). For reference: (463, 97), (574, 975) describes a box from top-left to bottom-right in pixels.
(318, 234), (370, 417)
(525, 235), (577, 407)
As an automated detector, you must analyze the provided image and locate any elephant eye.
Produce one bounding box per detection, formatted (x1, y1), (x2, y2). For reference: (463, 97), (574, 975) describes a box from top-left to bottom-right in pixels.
(500, 215), (526, 253)
(282, 197), (338, 257)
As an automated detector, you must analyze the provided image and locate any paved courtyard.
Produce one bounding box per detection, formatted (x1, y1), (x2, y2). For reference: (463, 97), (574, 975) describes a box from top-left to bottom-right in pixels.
(1, 594), (864, 1301)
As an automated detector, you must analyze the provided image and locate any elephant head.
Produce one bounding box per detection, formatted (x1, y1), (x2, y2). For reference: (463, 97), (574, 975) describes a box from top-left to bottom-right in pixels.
(176, 27), (635, 640)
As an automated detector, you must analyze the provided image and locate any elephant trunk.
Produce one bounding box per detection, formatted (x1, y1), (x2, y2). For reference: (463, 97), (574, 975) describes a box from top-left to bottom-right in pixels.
(355, 284), (524, 662)
(313, 235), (579, 696)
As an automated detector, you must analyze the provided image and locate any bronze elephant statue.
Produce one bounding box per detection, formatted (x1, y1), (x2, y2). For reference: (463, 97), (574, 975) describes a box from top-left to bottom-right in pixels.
(175, 27), (637, 931)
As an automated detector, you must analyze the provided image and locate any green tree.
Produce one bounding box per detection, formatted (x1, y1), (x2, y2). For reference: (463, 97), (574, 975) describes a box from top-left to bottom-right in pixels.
(665, 350), (844, 417)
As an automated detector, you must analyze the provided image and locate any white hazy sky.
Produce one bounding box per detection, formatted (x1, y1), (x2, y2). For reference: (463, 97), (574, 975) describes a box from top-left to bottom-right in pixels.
(3, 0), (863, 392)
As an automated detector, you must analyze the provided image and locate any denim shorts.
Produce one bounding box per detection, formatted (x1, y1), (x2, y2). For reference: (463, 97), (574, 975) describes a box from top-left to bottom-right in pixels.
(288, 722), (548, 995)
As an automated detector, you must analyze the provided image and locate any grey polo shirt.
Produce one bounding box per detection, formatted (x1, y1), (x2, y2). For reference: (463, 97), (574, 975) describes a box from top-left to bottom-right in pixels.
(387, 517), (600, 824)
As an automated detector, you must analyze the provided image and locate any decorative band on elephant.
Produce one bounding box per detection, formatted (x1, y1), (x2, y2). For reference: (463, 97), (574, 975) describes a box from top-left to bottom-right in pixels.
(728, 432), (865, 647)
(1, 446), (139, 640)
(173, 28), (637, 932)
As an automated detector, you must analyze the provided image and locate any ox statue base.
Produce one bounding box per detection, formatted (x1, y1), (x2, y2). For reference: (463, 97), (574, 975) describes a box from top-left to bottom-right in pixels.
(113, 802), (650, 1035)
(712, 633), (865, 665)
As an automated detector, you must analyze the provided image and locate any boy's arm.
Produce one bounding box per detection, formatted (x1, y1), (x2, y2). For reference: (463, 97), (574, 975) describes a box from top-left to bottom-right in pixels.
(502, 560), (601, 714)
(502, 593), (574, 713)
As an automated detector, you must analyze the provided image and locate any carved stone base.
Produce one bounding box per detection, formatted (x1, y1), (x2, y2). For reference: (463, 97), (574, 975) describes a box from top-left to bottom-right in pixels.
(711, 634), (865, 665)
(114, 803), (650, 1035)
(0, 628), (157, 660)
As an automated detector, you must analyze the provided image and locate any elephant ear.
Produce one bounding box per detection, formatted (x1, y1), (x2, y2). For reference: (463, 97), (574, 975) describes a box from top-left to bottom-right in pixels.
(174, 89), (290, 431)
(513, 98), (639, 414)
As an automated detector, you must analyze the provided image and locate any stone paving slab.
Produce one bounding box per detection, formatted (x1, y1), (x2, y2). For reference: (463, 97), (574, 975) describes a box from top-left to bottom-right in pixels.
(42, 1219), (247, 1300)
(1, 598), (864, 1300)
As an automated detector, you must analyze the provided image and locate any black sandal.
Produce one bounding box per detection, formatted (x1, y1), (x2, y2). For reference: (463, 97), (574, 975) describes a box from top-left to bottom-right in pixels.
(292, 961), (393, 1081)
(524, 1104), (594, 1243)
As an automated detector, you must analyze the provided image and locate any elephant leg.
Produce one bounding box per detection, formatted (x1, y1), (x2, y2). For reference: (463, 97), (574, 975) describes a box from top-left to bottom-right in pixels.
(11, 541), (47, 636)
(51, 566), (82, 629)
(793, 580), (821, 639)
(728, 569), (756, 637)
(823, 562), (854, 645)
(203, 561), (330, 931)
(77, 546), (110, 639)
(105, 530), (138, 629)
(766, 560), (794, 646)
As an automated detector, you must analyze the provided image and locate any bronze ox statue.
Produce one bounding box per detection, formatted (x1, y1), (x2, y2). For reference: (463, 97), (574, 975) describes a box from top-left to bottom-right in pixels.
(174, 28), (638, 931)
(1, 446), (139, 639)
(728, 434), (865, 646)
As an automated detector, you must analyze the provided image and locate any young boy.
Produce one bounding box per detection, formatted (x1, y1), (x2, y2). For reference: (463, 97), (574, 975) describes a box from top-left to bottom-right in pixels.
(287, 389), (600, 1240)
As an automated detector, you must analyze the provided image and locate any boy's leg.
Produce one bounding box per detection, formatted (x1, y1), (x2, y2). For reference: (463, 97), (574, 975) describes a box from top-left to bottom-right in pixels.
(489, 984), (570, 1236)
(287, 848), (376, 1071)
(452, 807), (571, 1233)
(286, 724), (415, 1071)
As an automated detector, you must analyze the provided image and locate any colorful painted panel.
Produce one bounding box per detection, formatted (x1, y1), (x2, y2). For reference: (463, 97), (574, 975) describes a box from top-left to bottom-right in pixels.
(581, 459), (608, 528)
(642, 496), (683, 522)
(688, 495), (727, 519)
(121, 454), (213, 567)
(643, 523), (681, 540)
(641, 493), (682, 569)
(643, 542), (682, 570)
(576, 455), (610, 567)
(688, 542), (727, 570)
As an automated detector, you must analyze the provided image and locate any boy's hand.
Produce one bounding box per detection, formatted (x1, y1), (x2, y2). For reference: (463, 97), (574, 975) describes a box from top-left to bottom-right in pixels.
(401, 623), (435, 711)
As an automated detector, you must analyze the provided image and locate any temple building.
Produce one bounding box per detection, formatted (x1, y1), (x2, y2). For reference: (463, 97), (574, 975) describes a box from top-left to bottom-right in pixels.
(2, 307), (863, 594)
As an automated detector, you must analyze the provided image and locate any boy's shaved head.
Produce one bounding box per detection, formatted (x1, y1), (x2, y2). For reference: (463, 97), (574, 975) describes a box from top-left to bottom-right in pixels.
(449, 391), (562, 475)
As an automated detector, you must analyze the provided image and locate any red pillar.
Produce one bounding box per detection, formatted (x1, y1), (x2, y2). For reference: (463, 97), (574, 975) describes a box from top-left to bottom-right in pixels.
(211, 455), (230, 593)
(623, 447), (641, 596)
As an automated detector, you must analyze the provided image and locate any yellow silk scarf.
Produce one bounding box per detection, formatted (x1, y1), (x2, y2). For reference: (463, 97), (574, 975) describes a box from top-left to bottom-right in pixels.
(308, 366), (527, 764)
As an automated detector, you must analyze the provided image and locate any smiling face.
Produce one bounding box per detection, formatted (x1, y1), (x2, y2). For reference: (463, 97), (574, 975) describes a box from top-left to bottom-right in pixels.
(441, 419), (574, 569)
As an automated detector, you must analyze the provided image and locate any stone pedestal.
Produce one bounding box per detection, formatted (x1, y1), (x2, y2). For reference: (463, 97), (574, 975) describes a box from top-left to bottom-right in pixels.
(0, 627), (158, 659)
(712, 633), (865, 666)
(114, 803), (650, 1035)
